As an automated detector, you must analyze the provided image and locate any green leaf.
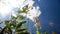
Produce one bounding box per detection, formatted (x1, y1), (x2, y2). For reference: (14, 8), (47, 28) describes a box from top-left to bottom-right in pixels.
(16, 14), (25, 20)
(17, 5), (28, 13)
(15, 21), (26, 29)
(17, 32), (30, 34)
(16, 28), (26, 32)
(36, 26), (40, 34)
(22, 5), (28, 13)
(10, 21), (16, 27)
(19, 15), (25, 20)
(4, 20), (12, 33)
(17, 9), (24, 13)
(0, 26), (12, 34)
(0, 27), (2, 33)
(36, 30), (40, 34)
(16, 30), (30, 34)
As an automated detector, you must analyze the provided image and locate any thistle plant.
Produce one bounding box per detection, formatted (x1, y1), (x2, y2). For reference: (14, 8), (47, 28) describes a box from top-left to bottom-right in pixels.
(0, 0), (41, 34)
(0, 5), (30, 34)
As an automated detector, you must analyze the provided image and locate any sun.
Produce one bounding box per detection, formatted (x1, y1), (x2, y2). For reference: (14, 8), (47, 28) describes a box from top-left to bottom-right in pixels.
(0, 0), (25, 17)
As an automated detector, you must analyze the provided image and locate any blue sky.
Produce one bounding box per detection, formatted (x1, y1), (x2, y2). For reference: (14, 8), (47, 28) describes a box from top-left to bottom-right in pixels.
(0, 0), (60, 34)
(37, 0), (60, 34)
(29, 0), (60, 34)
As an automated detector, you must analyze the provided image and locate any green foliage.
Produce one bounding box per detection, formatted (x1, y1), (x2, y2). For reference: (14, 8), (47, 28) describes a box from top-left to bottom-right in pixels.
(36, 30), (40, 34)
(36, 26), (40, 34)
(5, 20), (12, 32)
(0, 5), (30, 34)
(0, 4), (41, 34)
(0, 27), (2, 33)
(15, 21), (26, 29)
(17, 5), (28, 14)
(22, 5), (29, 13)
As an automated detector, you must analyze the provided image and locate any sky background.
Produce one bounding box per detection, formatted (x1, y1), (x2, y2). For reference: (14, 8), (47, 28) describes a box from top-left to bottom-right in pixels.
(0, 0), (60, 34)
(28, 0), (60, 34)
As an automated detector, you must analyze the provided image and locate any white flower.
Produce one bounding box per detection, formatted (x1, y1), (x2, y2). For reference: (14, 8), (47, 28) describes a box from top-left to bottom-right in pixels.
(20, 6), (41, 21)
(23, 0), (34, 7)
(20, 0), (34, 11)
(20, 6), (41, 28)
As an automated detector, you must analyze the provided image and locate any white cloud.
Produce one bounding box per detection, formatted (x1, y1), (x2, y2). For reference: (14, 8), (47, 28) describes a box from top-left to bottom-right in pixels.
(0, 0), (25, 18)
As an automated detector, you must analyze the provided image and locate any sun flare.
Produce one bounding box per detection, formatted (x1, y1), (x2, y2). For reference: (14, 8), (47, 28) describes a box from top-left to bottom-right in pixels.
(0, 0), (25, 17)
